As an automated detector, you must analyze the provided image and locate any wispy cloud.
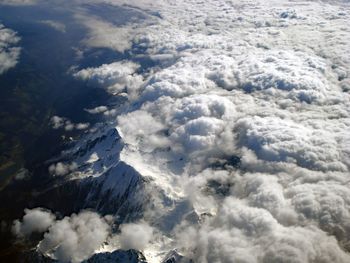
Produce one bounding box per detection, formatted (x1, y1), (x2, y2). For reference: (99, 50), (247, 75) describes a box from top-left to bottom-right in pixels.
(0, 24), (20, 74)
(0, 0), (37, 5)
(39, 20), (66, 33)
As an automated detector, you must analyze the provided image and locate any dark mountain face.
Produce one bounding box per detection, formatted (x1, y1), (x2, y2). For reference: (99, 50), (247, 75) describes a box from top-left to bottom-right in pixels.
(84, 249), (147, 263)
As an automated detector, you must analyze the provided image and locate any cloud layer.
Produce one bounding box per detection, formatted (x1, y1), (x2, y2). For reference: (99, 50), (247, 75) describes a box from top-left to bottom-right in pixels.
(14, 0), (350, 262)
(88, 0), (350, 261)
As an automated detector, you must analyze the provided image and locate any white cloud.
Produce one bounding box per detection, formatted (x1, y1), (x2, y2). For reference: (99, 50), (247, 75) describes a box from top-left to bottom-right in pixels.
(69, 0), (350, 260)
(207, 50), (339, 104)
(14, 209), (113, 263)
(50, 115), (65, 129)
(12, 208), (56, 237)
(117, 109), (170, 153)
(85, 106), (108, 114)
(118, 222), (154, 251)
(0, 24), (20, 74)
(38, 211), (112, 263)
(39, 20), (66, 33)
(50, 115), (90, 131)
(78, 16), (136, 53)
(76, 123), (90, 130)
(48, 162), (78, 176)
(74, 61), (143, 97)
(235, 116), (346, 172)
(174, 198), (350, 263)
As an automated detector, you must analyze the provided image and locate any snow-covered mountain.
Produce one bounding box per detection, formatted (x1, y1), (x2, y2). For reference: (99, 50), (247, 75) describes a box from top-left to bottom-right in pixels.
(58, 126), (145, 218)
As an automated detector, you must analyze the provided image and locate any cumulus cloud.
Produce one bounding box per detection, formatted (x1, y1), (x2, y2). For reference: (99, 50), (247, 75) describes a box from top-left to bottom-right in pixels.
(85, 105), (119, 117)
(74, 61), (143, 97)
(118, 222), (154, 251)
(50, 115), (90, 131)
(0, 24), (20, 74)
(85, 106), (108, 114)
(235, 116), (346, 172)
(14, 209), (113, 263)
(174, 198), (350, 263)
(208, 50), (339, 104)
(48, 162), (78, 176)
(12, 208), (56, 238)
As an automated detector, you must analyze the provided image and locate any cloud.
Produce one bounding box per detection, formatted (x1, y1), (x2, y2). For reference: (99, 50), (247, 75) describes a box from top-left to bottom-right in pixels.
(76, 123), (90, 130)
(0, 0), (37, 5)
(74, 61), (143, 97)
(14, 168), (29, 180)
(84, 105), (120, 117)
(50, 115), (90, 131)
(207, 50), (337, 104)
(48, 162), (78, 176)
(117, 110), (169, 152)
(235, 116), (346, 172)
(12, 208), (56, 238)
(39, 211), (112, 263)
(287, 180), (350, 242)
(14, 209), (113, 263)
(39, 20), (66, 33)
(0, 24), (20, 74)
(174, 198), (350, 263)
(50, 115), (65, 129)
(85, 106), (108, 114)
(69, 0), (350, 261)
(118, 222), (154, 251)
(77, 16), (136, 53)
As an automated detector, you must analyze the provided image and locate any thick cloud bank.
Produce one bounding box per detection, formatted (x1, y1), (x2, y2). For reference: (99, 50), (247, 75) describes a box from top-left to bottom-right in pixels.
(83, 0), (350, 262)
(0, 24), (20, 74)
(175, 198), (350, 263)
(14, 0), (350, 262)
